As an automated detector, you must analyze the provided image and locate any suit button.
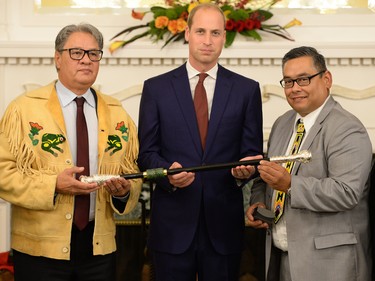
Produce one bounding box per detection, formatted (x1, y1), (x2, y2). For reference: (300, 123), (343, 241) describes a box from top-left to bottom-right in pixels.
(65, 213), (72, 220)
(62, 247), (69, 253)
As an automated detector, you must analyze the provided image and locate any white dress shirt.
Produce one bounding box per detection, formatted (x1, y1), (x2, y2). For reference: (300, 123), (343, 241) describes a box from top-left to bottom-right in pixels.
(186, 60), (217, 119)
(55, 80), (98, 221)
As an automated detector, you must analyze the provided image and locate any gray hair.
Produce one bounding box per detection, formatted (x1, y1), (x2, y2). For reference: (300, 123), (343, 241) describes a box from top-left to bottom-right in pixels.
(282, 46), (327, 72)
(55, 23), (103, 51)
(187, 3), (226, 30)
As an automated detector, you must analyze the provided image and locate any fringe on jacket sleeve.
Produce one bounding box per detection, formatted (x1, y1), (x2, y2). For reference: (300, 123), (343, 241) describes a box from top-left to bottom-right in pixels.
(0, 102), (45, 178)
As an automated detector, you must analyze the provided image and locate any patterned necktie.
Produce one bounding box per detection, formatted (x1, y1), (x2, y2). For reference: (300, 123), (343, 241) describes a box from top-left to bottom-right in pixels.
(274, 119), (305, 224)
(74, 97), (90, 230)
(194, 73), (209, 149)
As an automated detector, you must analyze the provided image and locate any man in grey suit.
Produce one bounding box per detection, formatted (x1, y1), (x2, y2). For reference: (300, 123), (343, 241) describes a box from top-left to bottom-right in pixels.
(246, 46), (372, 281)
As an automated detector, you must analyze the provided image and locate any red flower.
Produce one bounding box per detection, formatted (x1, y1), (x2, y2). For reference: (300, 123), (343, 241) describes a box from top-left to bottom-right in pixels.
(235, 20), (245, 32)
(225, 19), (236, 31)
(254, 20), (261, 29)
(244, 19), (255, 30)
(180, 11), (189, 20)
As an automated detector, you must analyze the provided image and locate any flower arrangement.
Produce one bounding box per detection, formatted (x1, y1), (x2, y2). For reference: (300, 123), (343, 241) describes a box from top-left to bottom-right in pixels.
(109, 0), (301, 53)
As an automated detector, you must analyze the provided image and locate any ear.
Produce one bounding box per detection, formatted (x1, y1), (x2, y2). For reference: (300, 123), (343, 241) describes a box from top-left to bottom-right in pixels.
(184, 26), (190, 42)
(54, 50), (61, 70)
(324, 70), (333, 88)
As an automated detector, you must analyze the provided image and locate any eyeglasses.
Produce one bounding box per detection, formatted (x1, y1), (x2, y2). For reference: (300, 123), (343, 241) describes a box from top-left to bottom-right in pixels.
(59, 48), (103, 62)
(280, 70), (326, 89)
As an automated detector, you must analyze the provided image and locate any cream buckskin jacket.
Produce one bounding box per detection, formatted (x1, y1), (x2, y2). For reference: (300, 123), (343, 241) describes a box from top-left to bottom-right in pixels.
(0, 81), (142, 260)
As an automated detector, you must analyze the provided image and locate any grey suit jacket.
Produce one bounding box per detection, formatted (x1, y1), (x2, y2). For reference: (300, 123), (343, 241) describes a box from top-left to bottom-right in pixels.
(251, 96), (372, 281)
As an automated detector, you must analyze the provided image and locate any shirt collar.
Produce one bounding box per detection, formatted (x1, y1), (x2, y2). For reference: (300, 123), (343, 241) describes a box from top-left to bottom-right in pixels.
(55, 80), (95, 108)
(294, 95), (330, 133)
(186, 60), (218, 80)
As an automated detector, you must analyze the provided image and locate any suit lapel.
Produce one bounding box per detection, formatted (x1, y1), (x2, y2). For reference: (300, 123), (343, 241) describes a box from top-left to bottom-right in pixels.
(171, 65), (203, 154)
(269, 113), (295, 159)
(204, 65), (232, 155)
(295, 96), (335, 174)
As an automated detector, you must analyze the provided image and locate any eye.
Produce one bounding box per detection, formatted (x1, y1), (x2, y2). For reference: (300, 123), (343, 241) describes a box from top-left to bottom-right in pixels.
(71, 49), (83, 56)
(283, 80), (293, 86)
(297, 77), (310, 84)
(89, 51), (99, 58)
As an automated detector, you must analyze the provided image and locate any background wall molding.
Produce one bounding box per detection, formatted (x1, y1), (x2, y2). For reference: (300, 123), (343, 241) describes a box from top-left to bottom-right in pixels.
(1, 56), (375, 67)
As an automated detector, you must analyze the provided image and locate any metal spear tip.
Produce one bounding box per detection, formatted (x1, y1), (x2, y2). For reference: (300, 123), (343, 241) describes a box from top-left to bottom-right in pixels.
(269, 150), (312, 164)
(298, 150), (312, 163)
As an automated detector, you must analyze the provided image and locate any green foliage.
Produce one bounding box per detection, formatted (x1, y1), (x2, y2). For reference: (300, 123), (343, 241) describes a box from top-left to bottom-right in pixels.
(228, 9), (251, 21)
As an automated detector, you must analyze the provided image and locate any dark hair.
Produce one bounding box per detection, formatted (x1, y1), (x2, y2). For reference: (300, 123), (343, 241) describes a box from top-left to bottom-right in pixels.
(55, 23), (103, 51)
(282, 46), (327, 72)
(187, 3), (225, 29)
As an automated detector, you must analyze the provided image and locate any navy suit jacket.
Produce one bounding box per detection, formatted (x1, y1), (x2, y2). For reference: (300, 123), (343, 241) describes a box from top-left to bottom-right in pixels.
(138, 63), (263, 255)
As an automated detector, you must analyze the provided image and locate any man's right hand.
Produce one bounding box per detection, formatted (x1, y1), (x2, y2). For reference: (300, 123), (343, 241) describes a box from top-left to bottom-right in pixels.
(246, 203), (270, 229)
(55, 167), (99, 195)
(167, 162), (195, 188)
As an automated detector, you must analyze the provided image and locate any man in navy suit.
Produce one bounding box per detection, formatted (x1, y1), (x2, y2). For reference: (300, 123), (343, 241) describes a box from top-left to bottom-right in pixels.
(138, 3), (263, 280)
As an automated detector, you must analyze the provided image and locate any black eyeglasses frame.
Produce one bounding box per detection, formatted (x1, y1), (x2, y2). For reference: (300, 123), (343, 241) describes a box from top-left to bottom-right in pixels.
(280, 70), (326, 89)
(59, 48), (103, 62)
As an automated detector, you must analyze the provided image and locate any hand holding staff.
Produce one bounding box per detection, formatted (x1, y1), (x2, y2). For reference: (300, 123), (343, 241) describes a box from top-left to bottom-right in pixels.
(80, 150), (311, 184)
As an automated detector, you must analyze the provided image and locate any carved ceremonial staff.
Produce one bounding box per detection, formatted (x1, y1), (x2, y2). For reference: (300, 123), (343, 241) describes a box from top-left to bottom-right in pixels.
(80, 150), (311, 184)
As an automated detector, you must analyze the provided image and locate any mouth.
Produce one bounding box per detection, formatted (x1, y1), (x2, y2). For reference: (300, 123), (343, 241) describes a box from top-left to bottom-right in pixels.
(291, 96), (307, 102)
(199, 49), (213, 54)
(78, 69), (92, 74)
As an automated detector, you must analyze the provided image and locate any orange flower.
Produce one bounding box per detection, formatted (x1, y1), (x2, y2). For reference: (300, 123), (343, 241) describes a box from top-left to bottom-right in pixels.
(155, 16), (169, 29)
(116, 121), (125, 131)
(168, 20), (178, 34)
(176, 18), (187, 33)
(131, 9), (146, 20)
(29, 122), (43, 131)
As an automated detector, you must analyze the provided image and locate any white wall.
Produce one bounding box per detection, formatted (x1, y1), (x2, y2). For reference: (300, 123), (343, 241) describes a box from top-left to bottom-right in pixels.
(1, 0), (375, 252)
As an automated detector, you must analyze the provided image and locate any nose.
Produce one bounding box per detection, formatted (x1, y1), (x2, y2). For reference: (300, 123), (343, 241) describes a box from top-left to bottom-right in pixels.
(203, 34), (212, 45)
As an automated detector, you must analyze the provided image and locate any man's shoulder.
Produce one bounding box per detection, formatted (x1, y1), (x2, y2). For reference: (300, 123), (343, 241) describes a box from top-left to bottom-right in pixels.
(24, 81), (56, 99)
(321, 97), (363, 127)
(218, 64), (259, 84)
(95, 89), (122, 106)
(145, 64), (186, 83)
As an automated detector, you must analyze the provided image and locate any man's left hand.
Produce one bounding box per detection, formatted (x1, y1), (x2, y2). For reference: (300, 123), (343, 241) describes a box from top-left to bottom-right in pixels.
(104, 177), (131, 197)
(231, 155), (263, 179)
